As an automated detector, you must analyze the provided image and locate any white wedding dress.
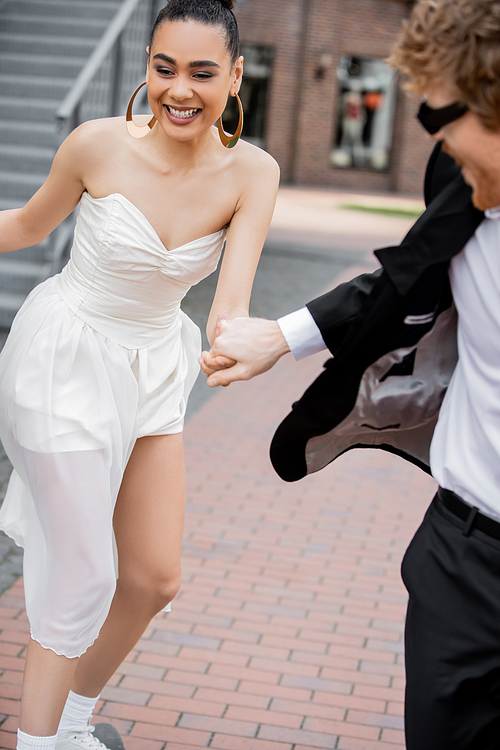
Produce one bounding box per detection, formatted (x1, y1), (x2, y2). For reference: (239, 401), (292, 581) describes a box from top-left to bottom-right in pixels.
(0, 191), (226, 657)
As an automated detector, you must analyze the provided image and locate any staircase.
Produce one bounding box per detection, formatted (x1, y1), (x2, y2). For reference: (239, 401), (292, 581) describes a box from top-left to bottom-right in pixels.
(0, 0), (123, 328)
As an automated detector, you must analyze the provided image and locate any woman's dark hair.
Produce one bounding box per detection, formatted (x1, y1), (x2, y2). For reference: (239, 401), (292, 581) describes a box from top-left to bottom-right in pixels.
(149, 0), (240, 66)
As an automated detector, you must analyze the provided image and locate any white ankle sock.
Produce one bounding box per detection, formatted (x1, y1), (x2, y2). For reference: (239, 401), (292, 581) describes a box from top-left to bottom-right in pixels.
(17, 729), (57, 749)
(57, 690), (100, 738)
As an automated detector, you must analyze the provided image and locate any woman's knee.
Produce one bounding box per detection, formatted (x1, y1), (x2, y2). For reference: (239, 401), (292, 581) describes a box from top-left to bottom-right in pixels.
(118, 567), (181, 612)
(149, 572), (181, 611)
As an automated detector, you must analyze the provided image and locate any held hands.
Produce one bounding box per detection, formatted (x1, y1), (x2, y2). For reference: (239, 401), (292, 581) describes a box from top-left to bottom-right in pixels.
(199, 316), (290, 387)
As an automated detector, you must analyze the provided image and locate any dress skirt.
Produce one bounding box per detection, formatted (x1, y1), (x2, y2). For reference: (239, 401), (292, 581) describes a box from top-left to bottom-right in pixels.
(0, 276), (201, 658)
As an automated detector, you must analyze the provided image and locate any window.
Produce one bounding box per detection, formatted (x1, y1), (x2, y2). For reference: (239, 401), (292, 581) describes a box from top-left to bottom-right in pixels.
(331, 55), (397, 171)
(222, 44), (274, 149)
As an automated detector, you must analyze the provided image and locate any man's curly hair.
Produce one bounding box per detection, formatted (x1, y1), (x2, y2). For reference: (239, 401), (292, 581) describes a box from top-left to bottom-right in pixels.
(389, 0), (500, 130)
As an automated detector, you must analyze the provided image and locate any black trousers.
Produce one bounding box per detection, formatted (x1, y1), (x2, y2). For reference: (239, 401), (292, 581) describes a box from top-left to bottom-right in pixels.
(402, 493), (500, 750)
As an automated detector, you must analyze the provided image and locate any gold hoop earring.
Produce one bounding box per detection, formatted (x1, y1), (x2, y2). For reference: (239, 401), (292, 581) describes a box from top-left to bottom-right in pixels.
(217, 93), (244, 149)
(126, 82), (156, 139)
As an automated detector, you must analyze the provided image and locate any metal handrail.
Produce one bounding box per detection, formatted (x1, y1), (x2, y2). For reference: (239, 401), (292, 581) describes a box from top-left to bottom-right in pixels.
(55, 0), (158, 138)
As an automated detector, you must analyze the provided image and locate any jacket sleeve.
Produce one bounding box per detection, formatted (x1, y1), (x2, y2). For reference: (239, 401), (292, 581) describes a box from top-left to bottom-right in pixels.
(306, 267), (383, 355)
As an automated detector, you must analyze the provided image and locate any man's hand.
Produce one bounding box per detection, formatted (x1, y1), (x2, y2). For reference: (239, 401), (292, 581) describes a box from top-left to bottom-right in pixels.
(200, 317), (290, 387)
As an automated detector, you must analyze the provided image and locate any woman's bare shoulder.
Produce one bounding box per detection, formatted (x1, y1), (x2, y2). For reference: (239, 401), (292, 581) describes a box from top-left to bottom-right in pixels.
(65, 116), (128, 153)
(232, 139), (280, 179)
(56, 117), (129, 182)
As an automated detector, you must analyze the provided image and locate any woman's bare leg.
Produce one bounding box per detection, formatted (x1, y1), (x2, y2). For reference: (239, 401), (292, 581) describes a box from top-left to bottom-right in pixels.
(71, 433), (185, 697)
(18, 433), (184, 734)
(19, 639), (78, 736)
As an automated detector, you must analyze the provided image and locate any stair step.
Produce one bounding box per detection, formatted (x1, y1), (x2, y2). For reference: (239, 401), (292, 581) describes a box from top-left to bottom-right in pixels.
(0, 96), (60, 123)
(0, 170), (47, 201)
(0, 53), (88, 79)
(0, 258), (46, 293)
(0, 292), (29, 328)
(0, 120), (57, 148)
(0, 33), (97, 59)
(0, 33), (97, 58)
(5, 0), (121, 21)
(0, 239), (50, 264)
(0, 15), (111, 38)
(0, 73), (72, 101)
(0, 144), (54, 174)
(0, 197), (22, 211)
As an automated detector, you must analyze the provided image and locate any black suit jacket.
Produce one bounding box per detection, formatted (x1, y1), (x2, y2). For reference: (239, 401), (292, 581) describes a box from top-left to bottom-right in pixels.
(270, 145), (484, 482)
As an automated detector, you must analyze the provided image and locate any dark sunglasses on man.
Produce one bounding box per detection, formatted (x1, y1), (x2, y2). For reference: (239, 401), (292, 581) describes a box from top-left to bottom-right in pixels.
(417, 99), (469, 134)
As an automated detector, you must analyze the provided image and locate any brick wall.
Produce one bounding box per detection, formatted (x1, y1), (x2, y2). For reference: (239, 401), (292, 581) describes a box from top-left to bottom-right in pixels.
(235, 0), (433, 196)
(234, 0), (303, 182)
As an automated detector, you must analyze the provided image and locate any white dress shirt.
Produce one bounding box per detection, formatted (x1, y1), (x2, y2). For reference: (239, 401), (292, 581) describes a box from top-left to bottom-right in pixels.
(430, 209), (500, 519)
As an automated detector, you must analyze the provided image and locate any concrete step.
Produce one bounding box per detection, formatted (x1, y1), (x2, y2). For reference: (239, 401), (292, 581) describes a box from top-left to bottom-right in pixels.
(0, 73), (72, 101)
(0, 33), (97, 58)
(0, 144), (54, 174)
(0, 15), (110, 38)
(0, 53), (88, 79)
(0, 170), (46, 201)
(0, 198), (22, 211)
(0, 238), (50, 264)
(5, 0), (121, 21)
(0, 292), (28, 328)
(0, 258), (46, 294)
(0, 96), (60, 123)
(0, 121), (57, 148)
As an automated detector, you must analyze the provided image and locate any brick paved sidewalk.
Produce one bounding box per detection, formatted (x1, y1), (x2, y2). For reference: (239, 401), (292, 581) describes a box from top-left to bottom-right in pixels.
(0, 264), (436, 750)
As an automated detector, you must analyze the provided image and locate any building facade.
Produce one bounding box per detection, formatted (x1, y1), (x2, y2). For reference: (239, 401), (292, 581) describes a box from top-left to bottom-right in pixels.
(230, 0), (431, 195)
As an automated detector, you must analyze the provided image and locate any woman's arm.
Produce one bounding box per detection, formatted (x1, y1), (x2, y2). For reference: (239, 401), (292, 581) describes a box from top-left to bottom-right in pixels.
(0, 124), (90, 254)
(206, 148), (280, 345)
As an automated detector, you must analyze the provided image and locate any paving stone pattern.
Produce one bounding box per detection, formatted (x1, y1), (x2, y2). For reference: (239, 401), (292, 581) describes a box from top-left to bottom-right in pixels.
(0, 262), (437, 748)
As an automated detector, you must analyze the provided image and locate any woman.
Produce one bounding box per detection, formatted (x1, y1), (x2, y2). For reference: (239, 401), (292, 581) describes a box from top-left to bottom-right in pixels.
(0, 1), (279, 748)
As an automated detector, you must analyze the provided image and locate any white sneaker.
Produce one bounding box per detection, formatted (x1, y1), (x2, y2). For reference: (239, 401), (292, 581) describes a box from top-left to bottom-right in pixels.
(56, 725), (109, 749)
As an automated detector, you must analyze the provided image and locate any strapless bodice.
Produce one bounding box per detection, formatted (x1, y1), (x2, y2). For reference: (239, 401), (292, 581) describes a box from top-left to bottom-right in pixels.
(57, 192), (226, 348)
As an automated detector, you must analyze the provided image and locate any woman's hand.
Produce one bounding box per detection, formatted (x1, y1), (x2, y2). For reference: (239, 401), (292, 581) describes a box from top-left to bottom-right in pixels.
(201, 315), (237, 375)
(200, 317), (290, 387)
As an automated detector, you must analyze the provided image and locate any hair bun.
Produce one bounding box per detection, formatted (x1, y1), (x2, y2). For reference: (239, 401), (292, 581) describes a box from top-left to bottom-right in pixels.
(217, 0), (235, 10)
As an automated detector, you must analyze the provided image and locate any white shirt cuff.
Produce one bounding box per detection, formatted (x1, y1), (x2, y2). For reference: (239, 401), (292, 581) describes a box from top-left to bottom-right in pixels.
(278, 307), (328, 361)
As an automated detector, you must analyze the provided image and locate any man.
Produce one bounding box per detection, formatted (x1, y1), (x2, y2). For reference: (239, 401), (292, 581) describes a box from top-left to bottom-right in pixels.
(201, 1), (500, 747)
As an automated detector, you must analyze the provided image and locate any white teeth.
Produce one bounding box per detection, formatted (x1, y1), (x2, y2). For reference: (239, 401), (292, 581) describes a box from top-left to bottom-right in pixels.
(167, 106), (199, 119)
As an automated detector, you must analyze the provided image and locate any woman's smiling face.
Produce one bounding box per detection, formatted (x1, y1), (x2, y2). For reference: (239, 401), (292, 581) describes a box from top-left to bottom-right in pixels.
(146, 19), (243, 143)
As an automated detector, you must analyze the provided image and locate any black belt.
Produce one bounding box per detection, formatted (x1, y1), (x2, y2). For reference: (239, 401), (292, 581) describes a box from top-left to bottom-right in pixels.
(437, 487), (500, 541)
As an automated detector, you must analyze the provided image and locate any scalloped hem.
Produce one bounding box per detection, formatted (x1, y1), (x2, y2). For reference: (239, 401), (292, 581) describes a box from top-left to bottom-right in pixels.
(0, 523), (25, 550)
(29, 628), (101, 659)
(29, 600), (172, 658)
(30, 628), (99, 659)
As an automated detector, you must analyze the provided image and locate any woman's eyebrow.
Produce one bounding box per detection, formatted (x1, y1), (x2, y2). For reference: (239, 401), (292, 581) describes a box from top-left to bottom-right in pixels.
(189, 60), (220, 69)
(152, 53), (220, 69)
(153, 53), (176, 64)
